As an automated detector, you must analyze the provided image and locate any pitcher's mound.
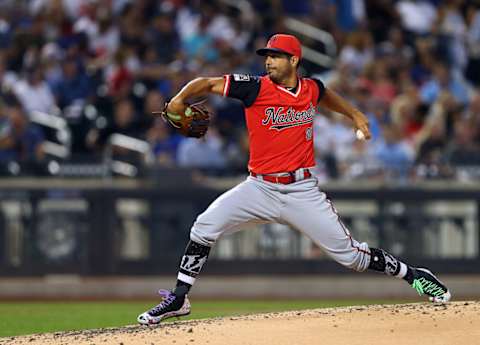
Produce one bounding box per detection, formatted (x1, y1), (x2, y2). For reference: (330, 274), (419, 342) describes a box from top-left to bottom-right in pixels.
(4, 301), (479, 345)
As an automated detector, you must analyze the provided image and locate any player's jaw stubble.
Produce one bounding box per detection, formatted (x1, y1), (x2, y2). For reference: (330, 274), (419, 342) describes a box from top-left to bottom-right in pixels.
(266, 64), (296, 86)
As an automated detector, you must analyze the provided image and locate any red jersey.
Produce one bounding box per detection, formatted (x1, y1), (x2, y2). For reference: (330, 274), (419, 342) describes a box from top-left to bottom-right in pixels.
(223, 74), (325, 174)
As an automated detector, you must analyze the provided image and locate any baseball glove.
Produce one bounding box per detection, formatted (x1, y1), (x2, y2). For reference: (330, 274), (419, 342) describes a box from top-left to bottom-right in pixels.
(155, 100), (210, 138)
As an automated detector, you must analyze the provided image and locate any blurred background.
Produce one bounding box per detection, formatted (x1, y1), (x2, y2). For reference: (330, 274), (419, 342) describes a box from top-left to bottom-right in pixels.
(0, 0), (479, 303)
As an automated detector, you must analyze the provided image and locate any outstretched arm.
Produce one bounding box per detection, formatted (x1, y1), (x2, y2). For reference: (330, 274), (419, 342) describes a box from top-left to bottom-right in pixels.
(167, 77), (225, 115)
(318, 88), (371, 140)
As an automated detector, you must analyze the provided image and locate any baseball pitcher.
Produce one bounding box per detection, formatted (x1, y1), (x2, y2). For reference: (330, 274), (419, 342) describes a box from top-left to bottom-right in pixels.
(138, 34), (451, 325)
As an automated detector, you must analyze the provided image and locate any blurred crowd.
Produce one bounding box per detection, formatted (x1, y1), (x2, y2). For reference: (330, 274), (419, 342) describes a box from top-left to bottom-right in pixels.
(0, 0), (479, 181)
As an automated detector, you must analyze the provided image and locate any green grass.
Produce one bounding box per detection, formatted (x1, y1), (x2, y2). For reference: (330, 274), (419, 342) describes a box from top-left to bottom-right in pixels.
(0, 299), (407, 337)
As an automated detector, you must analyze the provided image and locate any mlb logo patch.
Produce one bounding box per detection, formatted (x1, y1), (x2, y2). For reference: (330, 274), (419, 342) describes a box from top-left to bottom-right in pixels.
(233, 74), (250, 82)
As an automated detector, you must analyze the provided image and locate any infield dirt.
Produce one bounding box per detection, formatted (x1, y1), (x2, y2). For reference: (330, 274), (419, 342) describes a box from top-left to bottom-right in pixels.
(2, 301), (479, 345)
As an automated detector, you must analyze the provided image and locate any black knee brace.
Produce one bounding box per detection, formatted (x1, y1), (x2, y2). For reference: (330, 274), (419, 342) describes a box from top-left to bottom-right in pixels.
(179, 240), (211, 279)
(368, 247), (401, 276)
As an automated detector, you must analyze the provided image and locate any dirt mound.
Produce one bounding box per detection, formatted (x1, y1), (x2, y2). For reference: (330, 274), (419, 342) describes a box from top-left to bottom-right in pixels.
(2, 301), (479, 345)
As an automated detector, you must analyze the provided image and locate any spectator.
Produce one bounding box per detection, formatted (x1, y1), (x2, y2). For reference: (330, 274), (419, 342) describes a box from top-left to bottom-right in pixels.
(140, 89), (165, 132)
(395, 0), (437, 37)
(444, 118), (480, 167)
(410, 37), (436, 86)
(365, 0), (400, 43)
(340, 138), (381, 180)
(359, 59), (397, 104)
(363, 96), (387, 142)
(105, 50), (134, 100)
(75, 5), (119, 59)
(0, 101), (45, 164)
(54, 59), (91, 109)
(374, 125), (414, 179)
(181, 15), (219, 64)
(420, 62), (470, 105)
(146, 13), (180, 64)
(330, 115), (357, 163)
(378, 27), (414, 66)
(177, 127), (227, 169)
(147, 118), (183, 167)
(86, 98), (141, 150)
(436, 0), (468, 70)
(339, 31), (374, 74)
(330, 0), (366, 33)
(41, 42), (63, 90)
(13, 63), (57, 114)
(202, 2), (236, 45)
(390, 92), (424, 141)
(415, 119), (447, 167)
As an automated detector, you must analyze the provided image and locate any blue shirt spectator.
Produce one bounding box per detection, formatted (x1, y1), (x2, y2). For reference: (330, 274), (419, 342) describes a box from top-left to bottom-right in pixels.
(420, 63), (469, 105)
(53, 60), (91, 109)
(182, 18), (219, 63)
(147, 118), (184, 166)
(0, 104), (45, 163)
(374, 126), (413, 179)
(177, 130), (227, 169)
(330, 0), (366, 32)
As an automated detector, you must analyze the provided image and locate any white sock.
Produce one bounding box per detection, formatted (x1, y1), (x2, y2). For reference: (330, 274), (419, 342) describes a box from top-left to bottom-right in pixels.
(177, 272), (196, 285)
(394, 262), (408, 279)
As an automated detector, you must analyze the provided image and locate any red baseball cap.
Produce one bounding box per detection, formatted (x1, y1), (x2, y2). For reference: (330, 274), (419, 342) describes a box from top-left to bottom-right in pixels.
(256, 34), (302, 59)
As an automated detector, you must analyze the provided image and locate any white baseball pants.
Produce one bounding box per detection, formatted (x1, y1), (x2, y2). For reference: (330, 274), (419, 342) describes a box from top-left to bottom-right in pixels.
(190, 175), (371, 272)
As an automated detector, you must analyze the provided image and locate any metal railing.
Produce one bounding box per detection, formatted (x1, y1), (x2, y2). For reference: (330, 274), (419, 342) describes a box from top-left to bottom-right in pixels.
(284, 17), (337, 68)
(29, 110), (71, 159)
(104, 134), (154, 177)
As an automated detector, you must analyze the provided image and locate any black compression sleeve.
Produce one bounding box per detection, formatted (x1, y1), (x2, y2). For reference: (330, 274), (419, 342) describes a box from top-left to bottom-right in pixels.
(225, 74), (261, 107)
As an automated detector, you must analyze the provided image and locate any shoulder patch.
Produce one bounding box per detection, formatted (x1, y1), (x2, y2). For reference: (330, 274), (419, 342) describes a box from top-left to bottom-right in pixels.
(233, 74), (250, 82)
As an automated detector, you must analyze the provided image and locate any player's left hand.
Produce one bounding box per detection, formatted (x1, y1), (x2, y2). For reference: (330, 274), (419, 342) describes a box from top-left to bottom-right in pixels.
(154, 100), (211, 138)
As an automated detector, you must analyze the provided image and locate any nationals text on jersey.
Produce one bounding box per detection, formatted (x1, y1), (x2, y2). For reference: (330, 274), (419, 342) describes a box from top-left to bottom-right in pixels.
(261, 103), (316, 131)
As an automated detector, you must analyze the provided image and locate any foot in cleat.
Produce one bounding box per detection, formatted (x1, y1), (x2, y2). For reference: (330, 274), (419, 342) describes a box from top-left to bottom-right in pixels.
(137, 287), (191, 325)
(410, 267), (451, 303)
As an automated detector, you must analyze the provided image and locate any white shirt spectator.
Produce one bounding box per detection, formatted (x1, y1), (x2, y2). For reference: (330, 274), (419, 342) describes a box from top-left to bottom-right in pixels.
(314, 116), (354, 162)
(74, 16), (120, 57)
(352, 0), (366, 25)
(313, 115), (336, 156)
(13, 79), (56, 115)
(206, 15), (236, 43)
(91, 26), (120, 57)
(339, 46), (373, 74)
(176, 6), (201, 43)
(329, 120), (357, 163)
(73, 16), (99, 42)
(396, 1), (437, 35)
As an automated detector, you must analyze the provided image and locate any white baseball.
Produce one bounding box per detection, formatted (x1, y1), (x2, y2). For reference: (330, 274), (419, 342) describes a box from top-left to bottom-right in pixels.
(356, 129), (366, 140)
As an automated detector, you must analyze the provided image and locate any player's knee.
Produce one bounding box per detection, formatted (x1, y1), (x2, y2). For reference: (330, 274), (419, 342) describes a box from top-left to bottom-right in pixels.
(344, 257), (367, 272)
(340, 243), (371, 272)
(190, 225), (217, 247)
(190, 208), (228, 246)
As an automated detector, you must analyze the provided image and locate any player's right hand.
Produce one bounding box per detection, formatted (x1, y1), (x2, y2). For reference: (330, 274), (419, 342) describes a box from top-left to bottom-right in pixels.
(353, 116), (371, 140)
